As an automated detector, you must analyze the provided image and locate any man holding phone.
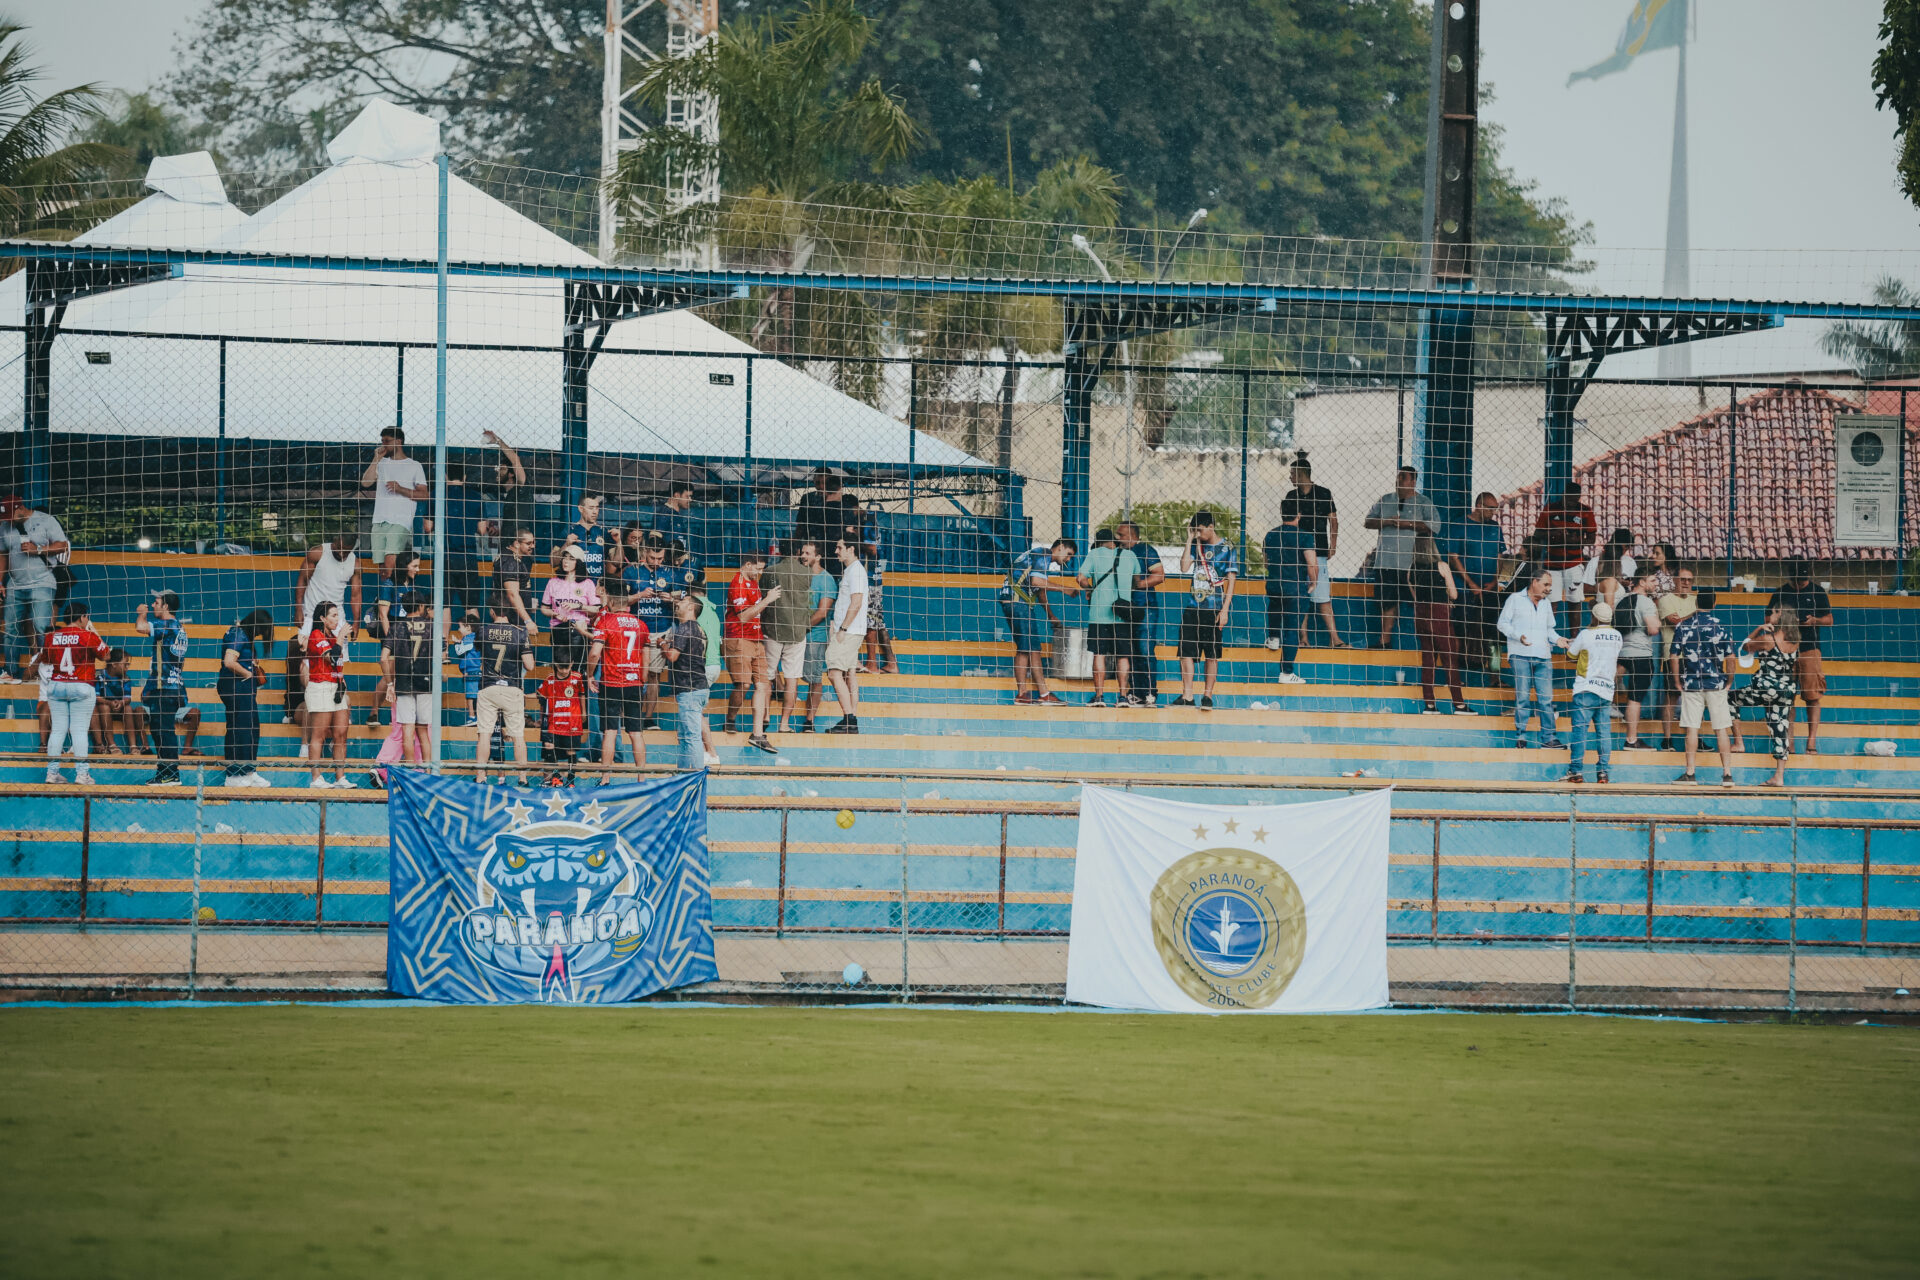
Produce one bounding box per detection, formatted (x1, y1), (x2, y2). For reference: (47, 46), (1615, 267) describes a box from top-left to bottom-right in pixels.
(1174, 511), (1237, 710)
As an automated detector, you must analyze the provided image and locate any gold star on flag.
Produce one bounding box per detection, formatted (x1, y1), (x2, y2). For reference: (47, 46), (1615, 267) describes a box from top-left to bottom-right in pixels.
(1252, 827), (1269, 843)
(1192, 824), (1209, 840)
(579, 799), (609, 826)
(505, 800), (534, 828)
(542, 792), (571, 817)
(1222, 818), (1239, 834)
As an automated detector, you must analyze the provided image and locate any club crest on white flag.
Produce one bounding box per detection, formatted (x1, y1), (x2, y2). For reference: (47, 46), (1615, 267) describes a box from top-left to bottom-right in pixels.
(1067, 787), (1390, 1013)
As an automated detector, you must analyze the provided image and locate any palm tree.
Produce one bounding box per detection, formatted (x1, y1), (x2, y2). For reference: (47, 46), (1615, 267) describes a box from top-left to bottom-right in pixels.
(0, 23), (127, 240)
(1823, 277), (1920, 379)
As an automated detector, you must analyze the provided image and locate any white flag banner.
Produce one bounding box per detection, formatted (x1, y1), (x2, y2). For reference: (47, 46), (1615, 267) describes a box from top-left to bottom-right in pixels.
(1067, 786), (1390, 1013)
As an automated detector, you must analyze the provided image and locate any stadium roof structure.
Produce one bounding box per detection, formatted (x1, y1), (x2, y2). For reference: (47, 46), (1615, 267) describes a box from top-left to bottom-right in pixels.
(2, 100), (986, 477)
(67, 152), (249, 251)
(1495, 386), (1915, 563)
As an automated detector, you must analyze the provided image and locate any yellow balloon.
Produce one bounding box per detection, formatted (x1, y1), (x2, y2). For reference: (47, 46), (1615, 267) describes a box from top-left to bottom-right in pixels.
(835, 809), (856, 830)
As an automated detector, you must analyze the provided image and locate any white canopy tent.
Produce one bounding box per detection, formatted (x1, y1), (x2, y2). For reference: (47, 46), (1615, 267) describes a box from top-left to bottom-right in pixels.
(10, 101), (986, 473)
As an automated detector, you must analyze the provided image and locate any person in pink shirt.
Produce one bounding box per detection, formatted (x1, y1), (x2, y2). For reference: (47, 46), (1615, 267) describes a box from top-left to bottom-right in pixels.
(541, 544), (603, 670)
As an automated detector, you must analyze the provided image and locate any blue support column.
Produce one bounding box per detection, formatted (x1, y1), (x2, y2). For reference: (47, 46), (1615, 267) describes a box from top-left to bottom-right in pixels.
(1419, 305), (1476, 534)
(1060, 311), (1096, 550)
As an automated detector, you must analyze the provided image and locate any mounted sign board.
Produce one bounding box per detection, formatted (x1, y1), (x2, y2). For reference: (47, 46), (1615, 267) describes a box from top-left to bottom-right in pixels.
(1835, 415), (1902, 549)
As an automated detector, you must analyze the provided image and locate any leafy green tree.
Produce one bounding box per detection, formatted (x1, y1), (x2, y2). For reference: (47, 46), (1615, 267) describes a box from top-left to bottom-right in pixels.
(1875, 0), (1920, 211)
(1823, 277), (1920, 378)
(81, 92), (213, 176)
(0, 23), (127, 239)
(1096, 499), (1264, 575)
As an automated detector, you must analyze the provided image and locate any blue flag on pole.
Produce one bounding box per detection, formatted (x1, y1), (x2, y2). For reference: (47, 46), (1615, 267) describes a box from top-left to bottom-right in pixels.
(386, 770), (717, 1003)
(1568, 0), (1686, 86)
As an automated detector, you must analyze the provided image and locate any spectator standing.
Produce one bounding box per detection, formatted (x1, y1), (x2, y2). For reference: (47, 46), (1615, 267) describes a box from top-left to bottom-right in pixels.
(492, 527), (538, 633)
(691, 580), (723, 766)
(540, 544), (601, 669)
(41, 601), (109, 786)
(1731, 604), (1801, 787)
(1261, 511), (1317, 686)
(136, 590), (192, 786)
(1565, 601), (1624, 785)
(296, 532), (362, 738)
(1498, 569), (1566, 749)
(589, 582), (651, 775)
(475, 597), (534, 785)
(626, 534), (678, 729)
(1075, 528), (1142, 707)
(560, 495), (610, 584)
(999, 538), (1078, 706)
(653, 480), (698, 563)
(1174, 511), (1237, 710)
(1672, 588), (1739, 786)
(799, 546), (839, 731)
(218, 608), (274, 787)
(722, 550), (776, 744)
(1532, 480), (1598, 637)
(823, 537), (869, 734)
(483, 430), (529, 548)
(1768, 560), (1833, 754)
(860, 501), (899, 675)
(442, 464), (491, 618)
(1411, 552), (1466, 714)
(1447, 491), (1507, 675)
(539, 657), (587, 786)
(300, 599), (351, 790)
(1362, 466), (1440, 650)
(661, 595), (711, 771)
(1656, 568), (1699, 750)
(450, 619), (482, 725)
(761, 540), (819, 734)
(0, 495), (69, 683)
(381, 594), (437, 767)
(1586, 527), (1637, 616)
(1617, 571), (1664, 750)
(361, 427), (428, 583)
(1115, 522), (1165, 707)
(1645, 542), (1681, 597)
(1279, 454), (1347, 648)
(790, 469), (838, 551)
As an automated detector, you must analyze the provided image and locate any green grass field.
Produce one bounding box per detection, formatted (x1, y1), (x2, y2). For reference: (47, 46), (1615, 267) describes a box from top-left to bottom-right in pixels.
(1, 1007), (1916, 1278)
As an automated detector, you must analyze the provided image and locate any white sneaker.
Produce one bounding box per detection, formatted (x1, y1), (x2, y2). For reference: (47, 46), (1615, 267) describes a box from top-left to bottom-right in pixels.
(45, 767), (62, 785)
(297, 744), (310, 760)
(1276, 672), (1307, 684)
(74, 767), (93, 786)
(310, 773), (329, 789)
(703, 752), (722, 766)
(1264, 637), (1281, 651)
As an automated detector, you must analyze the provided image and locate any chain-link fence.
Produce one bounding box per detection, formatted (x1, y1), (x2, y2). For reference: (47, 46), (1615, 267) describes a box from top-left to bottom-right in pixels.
(3, 771), (1912, 1013)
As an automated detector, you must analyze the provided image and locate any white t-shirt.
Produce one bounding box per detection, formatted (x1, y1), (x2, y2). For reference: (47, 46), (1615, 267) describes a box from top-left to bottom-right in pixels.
(371, 456), (427, 528)
(1569, 625), (1624, 699)
(832, 559), (870, 638)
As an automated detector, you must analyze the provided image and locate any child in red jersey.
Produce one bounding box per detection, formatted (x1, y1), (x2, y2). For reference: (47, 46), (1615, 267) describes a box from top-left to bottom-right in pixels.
(539, 657), (588, 785)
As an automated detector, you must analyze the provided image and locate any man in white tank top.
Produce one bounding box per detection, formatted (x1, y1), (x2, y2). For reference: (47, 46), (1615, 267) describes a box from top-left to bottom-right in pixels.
(296, 533), (362, 645)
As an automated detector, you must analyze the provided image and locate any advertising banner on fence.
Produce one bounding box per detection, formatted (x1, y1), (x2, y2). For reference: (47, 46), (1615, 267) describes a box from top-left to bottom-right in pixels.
(387, 770), (717, 1004)
(1835, 415), (1902, 548)
(1066, 786), (1390, 1013)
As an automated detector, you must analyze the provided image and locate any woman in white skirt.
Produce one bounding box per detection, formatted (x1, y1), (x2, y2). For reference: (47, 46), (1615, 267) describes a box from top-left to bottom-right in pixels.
(302, 600), (354, 789)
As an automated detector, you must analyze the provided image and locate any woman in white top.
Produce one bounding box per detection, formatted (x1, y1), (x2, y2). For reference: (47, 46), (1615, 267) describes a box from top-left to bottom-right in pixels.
(1584, 527), (1636, 615)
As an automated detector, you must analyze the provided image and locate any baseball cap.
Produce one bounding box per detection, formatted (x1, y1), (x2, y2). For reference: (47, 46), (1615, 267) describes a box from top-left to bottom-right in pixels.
(1590, 601), (1613, 624)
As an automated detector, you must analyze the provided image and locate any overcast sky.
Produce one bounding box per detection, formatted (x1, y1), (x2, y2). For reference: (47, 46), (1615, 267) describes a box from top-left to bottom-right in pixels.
(13, 0), (1919, 373)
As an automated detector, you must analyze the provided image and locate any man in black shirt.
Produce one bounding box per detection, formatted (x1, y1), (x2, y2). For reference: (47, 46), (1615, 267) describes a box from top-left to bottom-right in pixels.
(792, 470), (862, 553)
(1278, 454), (1347, 649)
(1768, 559), (1834, 754)
(492, 527), (537, 632)
(382, 593), (438, 766)
(1116, 521), (1166, 707)
(476, 596), (534, 782)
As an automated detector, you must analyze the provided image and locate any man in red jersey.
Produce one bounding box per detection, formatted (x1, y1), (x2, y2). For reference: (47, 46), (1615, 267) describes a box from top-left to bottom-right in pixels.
(539, 656), (587, 785)
(588, 582), (650, 777)
(41, 600), (109, 785)
(723, 549), (781, 750)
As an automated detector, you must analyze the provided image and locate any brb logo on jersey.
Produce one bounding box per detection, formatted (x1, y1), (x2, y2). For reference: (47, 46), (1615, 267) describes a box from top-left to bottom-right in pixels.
(461, 819), (655, 1002)
(1148, 849), (1307, 1009)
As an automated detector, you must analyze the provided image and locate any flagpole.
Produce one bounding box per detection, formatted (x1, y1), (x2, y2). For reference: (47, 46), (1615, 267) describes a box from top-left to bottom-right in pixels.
(1658, 0), (1692, 378)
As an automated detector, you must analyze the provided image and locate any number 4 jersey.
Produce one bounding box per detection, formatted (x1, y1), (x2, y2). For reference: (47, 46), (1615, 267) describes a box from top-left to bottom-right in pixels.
(43, 624), (110, 684)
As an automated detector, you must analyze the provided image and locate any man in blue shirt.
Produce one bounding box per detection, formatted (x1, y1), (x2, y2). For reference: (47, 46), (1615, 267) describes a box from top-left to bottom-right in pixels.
(799, 546), (838, 730)
(652, 480), (697, 562)
(1174, 512), (1238, 710)
(1447, 491), (1508, 677)
(136, 590), (190, 785)
(1261, 514), (1318, 684)
(559, 495), (609, 583)
(626, 534), (679, 727)
(1673, 588), (1739, 785)
(1116, 522), (1165, 707)
(999, 538), (1079, 706)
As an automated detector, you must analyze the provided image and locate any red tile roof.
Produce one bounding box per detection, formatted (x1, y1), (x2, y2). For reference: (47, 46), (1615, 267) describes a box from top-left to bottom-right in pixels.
(1496, 387), (1914, 563)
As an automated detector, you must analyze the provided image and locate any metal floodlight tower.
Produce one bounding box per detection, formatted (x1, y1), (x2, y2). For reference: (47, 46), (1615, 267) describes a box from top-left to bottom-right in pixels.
(600, 0), (721, 265)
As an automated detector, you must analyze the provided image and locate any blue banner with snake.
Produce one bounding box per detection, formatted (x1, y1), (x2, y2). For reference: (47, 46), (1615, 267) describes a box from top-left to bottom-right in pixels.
(386, 770), (717, 1003)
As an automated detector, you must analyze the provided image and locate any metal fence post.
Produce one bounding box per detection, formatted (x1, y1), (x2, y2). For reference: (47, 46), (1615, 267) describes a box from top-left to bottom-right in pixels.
(1567, 794), (1579, 1011)
(189, 763), (207, 998)
(1788, 794), (1799, 1013)
(314, 799), (329, 930)
(1725, 385), (1739, 586)
(77, 796), (91, 927)
(899, 777), (911, 1003)
(775, 806), (789, 938)
(1238, 368), (1252, 570)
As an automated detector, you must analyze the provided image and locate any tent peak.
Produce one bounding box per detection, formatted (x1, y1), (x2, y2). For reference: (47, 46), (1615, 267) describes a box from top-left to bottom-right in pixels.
(146, 152), (225, 206)
(327, 100), (440, 167)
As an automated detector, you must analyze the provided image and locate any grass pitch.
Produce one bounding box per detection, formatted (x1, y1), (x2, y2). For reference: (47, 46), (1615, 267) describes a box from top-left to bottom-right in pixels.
(1, 1006), (1916, 1278)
